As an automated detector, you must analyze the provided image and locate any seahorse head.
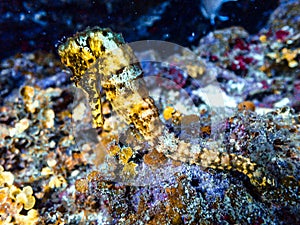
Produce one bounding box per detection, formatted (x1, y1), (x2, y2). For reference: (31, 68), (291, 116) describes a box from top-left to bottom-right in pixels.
(58, 27), (141, 86)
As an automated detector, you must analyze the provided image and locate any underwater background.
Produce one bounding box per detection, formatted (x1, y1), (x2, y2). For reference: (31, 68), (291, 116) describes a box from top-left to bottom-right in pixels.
(0, 0), (279, 60)
(0, 0), (299, 224)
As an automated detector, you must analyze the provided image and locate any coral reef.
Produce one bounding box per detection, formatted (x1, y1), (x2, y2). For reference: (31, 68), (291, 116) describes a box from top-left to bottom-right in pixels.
(0, 1), (299, 224)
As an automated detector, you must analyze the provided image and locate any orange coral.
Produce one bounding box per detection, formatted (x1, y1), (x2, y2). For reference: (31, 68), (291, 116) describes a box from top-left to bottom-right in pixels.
(0, 166), (39, 225)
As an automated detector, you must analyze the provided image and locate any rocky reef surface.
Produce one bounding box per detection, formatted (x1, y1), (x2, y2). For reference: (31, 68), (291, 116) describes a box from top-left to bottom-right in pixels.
(0, 1), (299, 224)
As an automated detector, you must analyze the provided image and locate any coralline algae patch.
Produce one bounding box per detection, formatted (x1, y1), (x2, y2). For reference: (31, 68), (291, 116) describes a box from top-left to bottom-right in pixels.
(74, 166), (278, 224)
(194, 24), (300, 109)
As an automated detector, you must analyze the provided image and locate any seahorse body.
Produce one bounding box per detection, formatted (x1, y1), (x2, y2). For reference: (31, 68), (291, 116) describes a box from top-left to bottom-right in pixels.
(58, 27), (162, 140)
(58, 27), (263, 186)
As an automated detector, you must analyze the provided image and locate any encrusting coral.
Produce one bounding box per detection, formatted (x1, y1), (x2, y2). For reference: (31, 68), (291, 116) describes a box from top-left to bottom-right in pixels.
(0, 166), (39, 225)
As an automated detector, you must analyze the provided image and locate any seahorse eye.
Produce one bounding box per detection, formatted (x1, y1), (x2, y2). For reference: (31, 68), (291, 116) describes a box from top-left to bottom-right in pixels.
(102, 30), (108, 36)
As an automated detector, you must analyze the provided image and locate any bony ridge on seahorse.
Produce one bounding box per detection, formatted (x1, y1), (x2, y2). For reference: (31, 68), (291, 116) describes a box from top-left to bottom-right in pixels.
(58, 27), (267, 187)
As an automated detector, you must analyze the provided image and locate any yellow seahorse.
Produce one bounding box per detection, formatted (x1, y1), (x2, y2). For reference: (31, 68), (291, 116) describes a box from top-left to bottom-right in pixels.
(58, 27), (268, 187)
